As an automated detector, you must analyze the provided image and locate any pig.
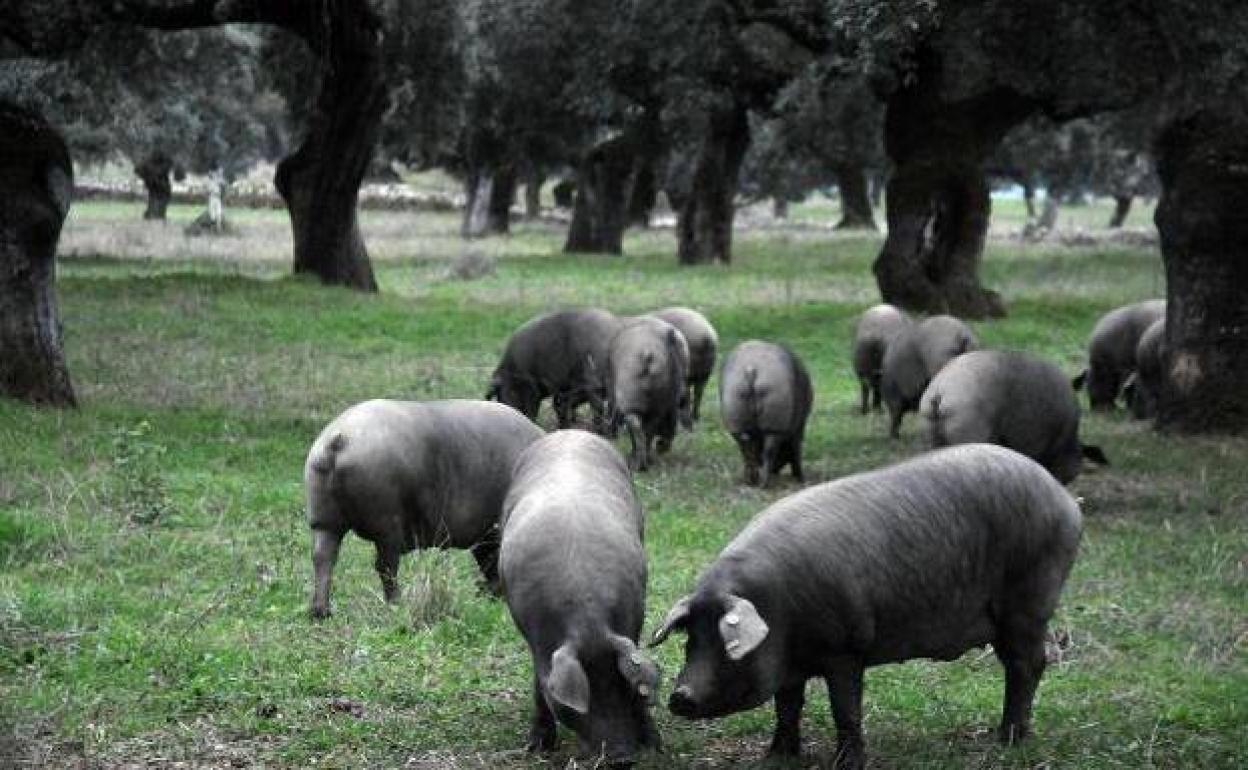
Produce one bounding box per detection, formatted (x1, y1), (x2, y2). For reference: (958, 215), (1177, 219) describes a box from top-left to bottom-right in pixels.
(650, 307), (719, 424)
(487, 308), (622, 429)
(920, 350), (1109, 484)
(1126, 318), (1166, 420)
(1072, 299), (1165, 410)
(500, 430), (661, 765)
(651, 444), (1083, 770)
(718, 340), (813, 487)
(607, 317), (688, 471)
(881, 314), (978, 438)
(304, 399), (544, 619)
(851, 304), (912, 414)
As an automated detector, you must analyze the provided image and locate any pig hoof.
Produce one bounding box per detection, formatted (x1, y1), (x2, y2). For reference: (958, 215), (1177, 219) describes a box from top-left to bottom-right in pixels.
(309, 605), (332, 621)
(526, 728), (558, 753)
(764, 737), (801, 759)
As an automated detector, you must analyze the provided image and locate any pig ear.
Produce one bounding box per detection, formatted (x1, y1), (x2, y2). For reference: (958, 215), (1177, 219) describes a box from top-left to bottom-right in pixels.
(609, 634), (661, 703)
(546, 644), (590, 715)
(649, 595), (693, 647)
(719, 595), (769, 662)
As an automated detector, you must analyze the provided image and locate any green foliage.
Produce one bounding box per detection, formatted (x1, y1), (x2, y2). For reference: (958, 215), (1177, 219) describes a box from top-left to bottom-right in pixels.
(108, 420), (174, 526)
(1, 202), (1243, 767)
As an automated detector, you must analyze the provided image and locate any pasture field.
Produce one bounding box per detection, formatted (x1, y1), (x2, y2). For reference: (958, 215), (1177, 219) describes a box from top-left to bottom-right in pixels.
(1, 198), (1243, 768)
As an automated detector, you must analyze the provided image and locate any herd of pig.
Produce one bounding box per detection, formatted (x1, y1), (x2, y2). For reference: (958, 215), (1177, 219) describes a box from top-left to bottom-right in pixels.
(300, 299), (1164, 768)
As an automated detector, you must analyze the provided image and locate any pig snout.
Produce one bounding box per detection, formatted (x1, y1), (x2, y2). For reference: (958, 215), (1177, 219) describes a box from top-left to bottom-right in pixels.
(668, 684), (698, 717)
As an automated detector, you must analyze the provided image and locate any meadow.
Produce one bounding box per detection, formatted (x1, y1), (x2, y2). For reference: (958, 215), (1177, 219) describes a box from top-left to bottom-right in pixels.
(1, 194), (1244, 768)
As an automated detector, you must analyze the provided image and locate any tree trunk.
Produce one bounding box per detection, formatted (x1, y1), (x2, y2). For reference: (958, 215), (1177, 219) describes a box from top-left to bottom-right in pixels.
(1108, 194), (1133, 228)
(772, 197), (789, 219)
(1153, 113), (1248, 433)
(678, 104), (750, 265)
(1037, 189), (1060, 231)
(1022, 180), (1036, 219)
(524, 169), (544, 219)
(0, 102), (76, 407)
(869, 172), (885, 208)
(873, 76), (1032, 318)
(564, 139), (634, 255)
(272, 4), (385, 292)
(462, 172), (495, 238)
(135, 152), (172, 221)
(627, 158), (657, 229)
(833, 164), (877, 230)
(486, 166), (515, 235)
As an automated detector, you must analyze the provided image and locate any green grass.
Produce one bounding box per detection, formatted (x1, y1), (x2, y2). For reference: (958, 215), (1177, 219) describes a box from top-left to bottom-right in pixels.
(2, 201), (1244, 768)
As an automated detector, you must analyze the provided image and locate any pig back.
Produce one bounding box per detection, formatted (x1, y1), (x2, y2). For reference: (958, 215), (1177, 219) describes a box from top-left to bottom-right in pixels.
(719, 341), (810, 434)
(708, 444), (1081, 662)
(501, 431), (647, 635)
(608, 318), (686, 414)
(853, 304), (910, 377)
(326, 400), (543, 547)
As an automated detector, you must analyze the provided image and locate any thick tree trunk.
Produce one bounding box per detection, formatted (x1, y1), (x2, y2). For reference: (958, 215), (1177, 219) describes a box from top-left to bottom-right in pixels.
(833, 164), (877, 230)
(135, 152), (172, 221)
(524, 169), (544, 220)
(1108, 195), (1133, 228)
(874, 77), (1032, 318)
(772, 197), (789, 219)
(678, 105), (750, 265)
(564, 139), (633, 255)
(627, 159), (657, 229)
(1153, 113), (1248, 433)
(486, 167), (515, 235)
(272, 4), (385, 292)
(0, 102), (75, 407)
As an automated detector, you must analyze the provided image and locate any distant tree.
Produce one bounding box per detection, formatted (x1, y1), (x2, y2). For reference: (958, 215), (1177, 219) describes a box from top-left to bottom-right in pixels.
(32, 24), (278, 221)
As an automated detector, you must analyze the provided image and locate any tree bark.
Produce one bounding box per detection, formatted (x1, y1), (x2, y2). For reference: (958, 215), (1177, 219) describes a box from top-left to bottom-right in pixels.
(833, 164), (877, 230)
(1037, 189), (1060, 231)
(0, 102), (76, 407)
(1153, 113), (1248, 433)
(874, 74), (1033, 319)
(564, 139), (634, 255)
(1022, 180), (1036, 219)
(1108, 194), (1133, 228)
(772, 197), (789, 219)
(135, 152), (173, 221)
(486, 166), (515, 235)
(627, 158), (657, 229)
(272, 4), (385, 292)
(678, 104), (750, 265)
(524, 169), (544, 220)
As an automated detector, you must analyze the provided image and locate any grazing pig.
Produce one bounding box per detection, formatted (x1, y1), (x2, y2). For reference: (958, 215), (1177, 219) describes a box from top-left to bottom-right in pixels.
(500, 431), (661, 765)
(719, 341), (813, 487)
(650, 307), (719, 424)
(851, 304), (911, 414)
(1127, 318), (1166, 420)
(304, 399), (543, 619)
(1073, 299), (1165, 410)
(881, 314), (978, 438)
(652, 444), (1082, 770)
(920, 350), (1109, 484)
(607, 317), (688, 471)
(487, 308), (622, 429)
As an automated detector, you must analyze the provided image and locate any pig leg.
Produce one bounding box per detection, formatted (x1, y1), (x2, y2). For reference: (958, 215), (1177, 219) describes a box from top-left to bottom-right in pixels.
(691, 379), (706, 422)
(995, 621), (1047, 744)
(624, 413), (648, 471)
(374, 541), (402, 603)
(887, 403), (904, 439)
(870, 375), (883, 412)
(309, 526), (345, 619)
(470, 536), (502, 595)
(657, 411), (678, 454)
(789, 435), (805, 482)
(526, 672), (559, 752)
(759, 434), (781, 488)
(824, 660), (865, 770)
(859, 380), (870, 414)
(553, 391), (575, 428)
(767, 681), (806, 757)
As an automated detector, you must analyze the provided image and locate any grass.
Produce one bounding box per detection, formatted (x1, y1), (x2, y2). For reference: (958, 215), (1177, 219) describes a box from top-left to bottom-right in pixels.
(1, 198), (1244, 768)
